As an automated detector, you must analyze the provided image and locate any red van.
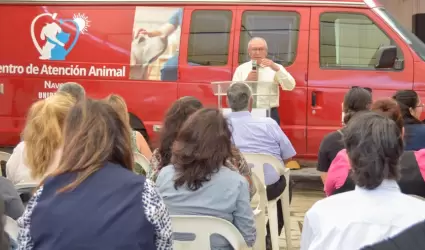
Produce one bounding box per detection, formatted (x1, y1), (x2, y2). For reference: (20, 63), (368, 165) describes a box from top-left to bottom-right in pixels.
(1, 0), (425, 161)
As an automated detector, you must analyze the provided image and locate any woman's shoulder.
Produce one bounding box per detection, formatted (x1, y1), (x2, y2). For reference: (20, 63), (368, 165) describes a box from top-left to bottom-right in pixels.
(155, 164), (176, 183)
(216, 167), (248, 186)
(405, 123), (425, 131)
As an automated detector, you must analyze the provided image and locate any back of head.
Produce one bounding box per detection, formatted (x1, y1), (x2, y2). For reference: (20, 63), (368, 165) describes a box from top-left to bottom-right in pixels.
(227, 82), (252, 112)
(371, 98), (403, 132)
(53, 98), (133, 192)
(57, 82), (86, 102)
(104, 94), (130, 124)
(392, 90), (422, 125)
(23, 92), (76, 179)
(344, 111), (403, 190)
(171, 108), (233, 191)
(158, 96), (203, 167)
(343, 87), (372, 124)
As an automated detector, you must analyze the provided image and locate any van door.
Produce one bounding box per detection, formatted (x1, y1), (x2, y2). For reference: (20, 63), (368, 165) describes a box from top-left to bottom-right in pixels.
(232, 6), (310, 156)
(307, 7), (414, 156)
(178, 6), (236, 107)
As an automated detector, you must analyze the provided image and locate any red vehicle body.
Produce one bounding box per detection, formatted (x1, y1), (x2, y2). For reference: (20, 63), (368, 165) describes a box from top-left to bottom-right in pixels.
(1, 0), (425, 161)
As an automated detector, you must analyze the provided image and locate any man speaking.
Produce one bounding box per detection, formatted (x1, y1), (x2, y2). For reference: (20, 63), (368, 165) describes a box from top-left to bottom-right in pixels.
(232, 37), (296, 125)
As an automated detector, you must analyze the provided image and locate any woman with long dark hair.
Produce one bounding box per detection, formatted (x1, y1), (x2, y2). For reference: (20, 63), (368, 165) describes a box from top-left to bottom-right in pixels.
(393, 90), (425, 150)
(148, 96), (256, 197)
(156, 108), (256, 250)
(17, 99), (172, 250)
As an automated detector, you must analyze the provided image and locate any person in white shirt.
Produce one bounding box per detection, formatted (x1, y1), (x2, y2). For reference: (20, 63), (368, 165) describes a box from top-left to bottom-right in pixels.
(301, 111), (425, 250)
(232, 37), (295, 125)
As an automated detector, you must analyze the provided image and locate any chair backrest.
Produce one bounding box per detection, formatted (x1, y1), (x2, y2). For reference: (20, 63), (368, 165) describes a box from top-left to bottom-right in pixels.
(4, 216), (18, 242)
(0, 152), (10, 162)
(242, 153), (289, 182)
(15, 183), (37, 194)
(134, 153), (150, 173)
(171, 215), (251, 250)
(0, 152), (11, 177)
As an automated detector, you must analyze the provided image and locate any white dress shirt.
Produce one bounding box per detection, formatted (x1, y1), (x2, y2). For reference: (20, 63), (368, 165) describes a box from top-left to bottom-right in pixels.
(301, 180), (425, 250)
(232, 61), (295, 108)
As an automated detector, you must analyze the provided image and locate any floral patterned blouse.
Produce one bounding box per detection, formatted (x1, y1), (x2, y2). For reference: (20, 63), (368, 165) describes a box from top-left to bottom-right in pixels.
(147, 146), (256, 198)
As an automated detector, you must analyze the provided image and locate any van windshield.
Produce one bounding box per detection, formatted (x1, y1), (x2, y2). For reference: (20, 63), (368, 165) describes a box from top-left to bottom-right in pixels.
(375, 7), (425, 62)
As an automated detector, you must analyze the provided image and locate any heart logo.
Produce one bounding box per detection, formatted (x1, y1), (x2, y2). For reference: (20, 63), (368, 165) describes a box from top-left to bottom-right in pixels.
(30, 13), (90, 61)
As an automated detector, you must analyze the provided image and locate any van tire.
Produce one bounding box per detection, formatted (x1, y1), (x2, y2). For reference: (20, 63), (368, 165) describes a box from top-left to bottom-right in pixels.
(129, 113), (150, 144)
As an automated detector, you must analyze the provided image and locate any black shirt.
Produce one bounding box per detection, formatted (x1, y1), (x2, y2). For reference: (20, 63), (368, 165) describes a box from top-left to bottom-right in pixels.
(317, 130), (345, 172)
(362, 220), (425, 250)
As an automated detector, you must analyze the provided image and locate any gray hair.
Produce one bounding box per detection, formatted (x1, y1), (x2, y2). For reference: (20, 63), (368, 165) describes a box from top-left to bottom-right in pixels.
(247, 37), (268, 50)
(57, 82), (86, 101)
(227, 82), (252, 112)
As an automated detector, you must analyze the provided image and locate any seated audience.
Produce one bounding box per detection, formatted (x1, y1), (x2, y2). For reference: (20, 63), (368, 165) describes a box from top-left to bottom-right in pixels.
(226, 82), (295, 246)
(0, 177), (24, 220)
(301, 111), (425, 250)
(393, 90), (425, 150)
(362, 219), (425, 250)
(317, 87), (372, 184)
(57, 82), (86, 102)
(148, 96), (256, 197)
(6, 92), (75, 185)
(326, 98), (425, 198)
(17, 99), (172, 250)
(105, 94), (152, 174)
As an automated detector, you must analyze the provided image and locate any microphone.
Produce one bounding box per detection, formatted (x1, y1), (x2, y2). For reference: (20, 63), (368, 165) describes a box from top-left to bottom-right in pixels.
(252, 60), (257, 71)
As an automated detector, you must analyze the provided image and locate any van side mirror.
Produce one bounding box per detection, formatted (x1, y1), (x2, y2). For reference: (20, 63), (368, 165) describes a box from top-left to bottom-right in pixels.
(374, 45), (397, 69)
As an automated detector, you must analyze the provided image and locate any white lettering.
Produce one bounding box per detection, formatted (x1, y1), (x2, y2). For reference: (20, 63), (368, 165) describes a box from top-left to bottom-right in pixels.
(88, 66), (126, 77)
(0, 64), (25, 74)
(40, 65), (87, 76)
(44, 80), (64, 89)
(1, 64), (126, 78)
(38, 92), (54, 99)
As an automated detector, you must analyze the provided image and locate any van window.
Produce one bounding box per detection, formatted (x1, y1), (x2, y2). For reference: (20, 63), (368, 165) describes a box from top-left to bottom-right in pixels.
(239, 11), (300, 66)
(187, 10), (232, 66)
(320, 12), (403, 69)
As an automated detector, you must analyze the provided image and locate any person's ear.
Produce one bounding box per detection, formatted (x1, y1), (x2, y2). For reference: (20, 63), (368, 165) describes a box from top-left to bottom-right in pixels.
(409, 107), (415, 116)
(248, 96), (253, 112)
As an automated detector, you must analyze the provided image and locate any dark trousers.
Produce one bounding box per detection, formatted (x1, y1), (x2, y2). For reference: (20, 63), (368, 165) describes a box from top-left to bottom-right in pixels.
(266, 175), (292, 237)
(270, 107), (281, 125)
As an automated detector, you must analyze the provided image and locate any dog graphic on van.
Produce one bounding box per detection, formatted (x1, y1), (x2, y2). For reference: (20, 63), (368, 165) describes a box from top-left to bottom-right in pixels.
(39, 22), (65, 60)
(31, 12), (90, 61)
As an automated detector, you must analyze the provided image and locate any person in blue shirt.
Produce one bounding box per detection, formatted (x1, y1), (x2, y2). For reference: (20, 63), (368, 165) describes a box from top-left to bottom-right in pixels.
(393, 90), (425, 150)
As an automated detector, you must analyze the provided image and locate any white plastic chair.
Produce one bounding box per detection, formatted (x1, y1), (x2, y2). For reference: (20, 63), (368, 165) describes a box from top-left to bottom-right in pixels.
(243, 153), (292, 250)
(0, 151), (11, 177)
(15, 183), (37, 194)
(4, 216), (18, 242)
(0, 151), (11, 162)
(251, 173), (267, 250)
(134, 152), (150, 173)
(171, 215), (252, 250)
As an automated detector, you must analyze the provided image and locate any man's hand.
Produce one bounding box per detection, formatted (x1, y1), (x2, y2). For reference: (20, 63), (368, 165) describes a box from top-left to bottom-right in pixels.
(246, 70), (258, 81)
(260, 58), (280, 71)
